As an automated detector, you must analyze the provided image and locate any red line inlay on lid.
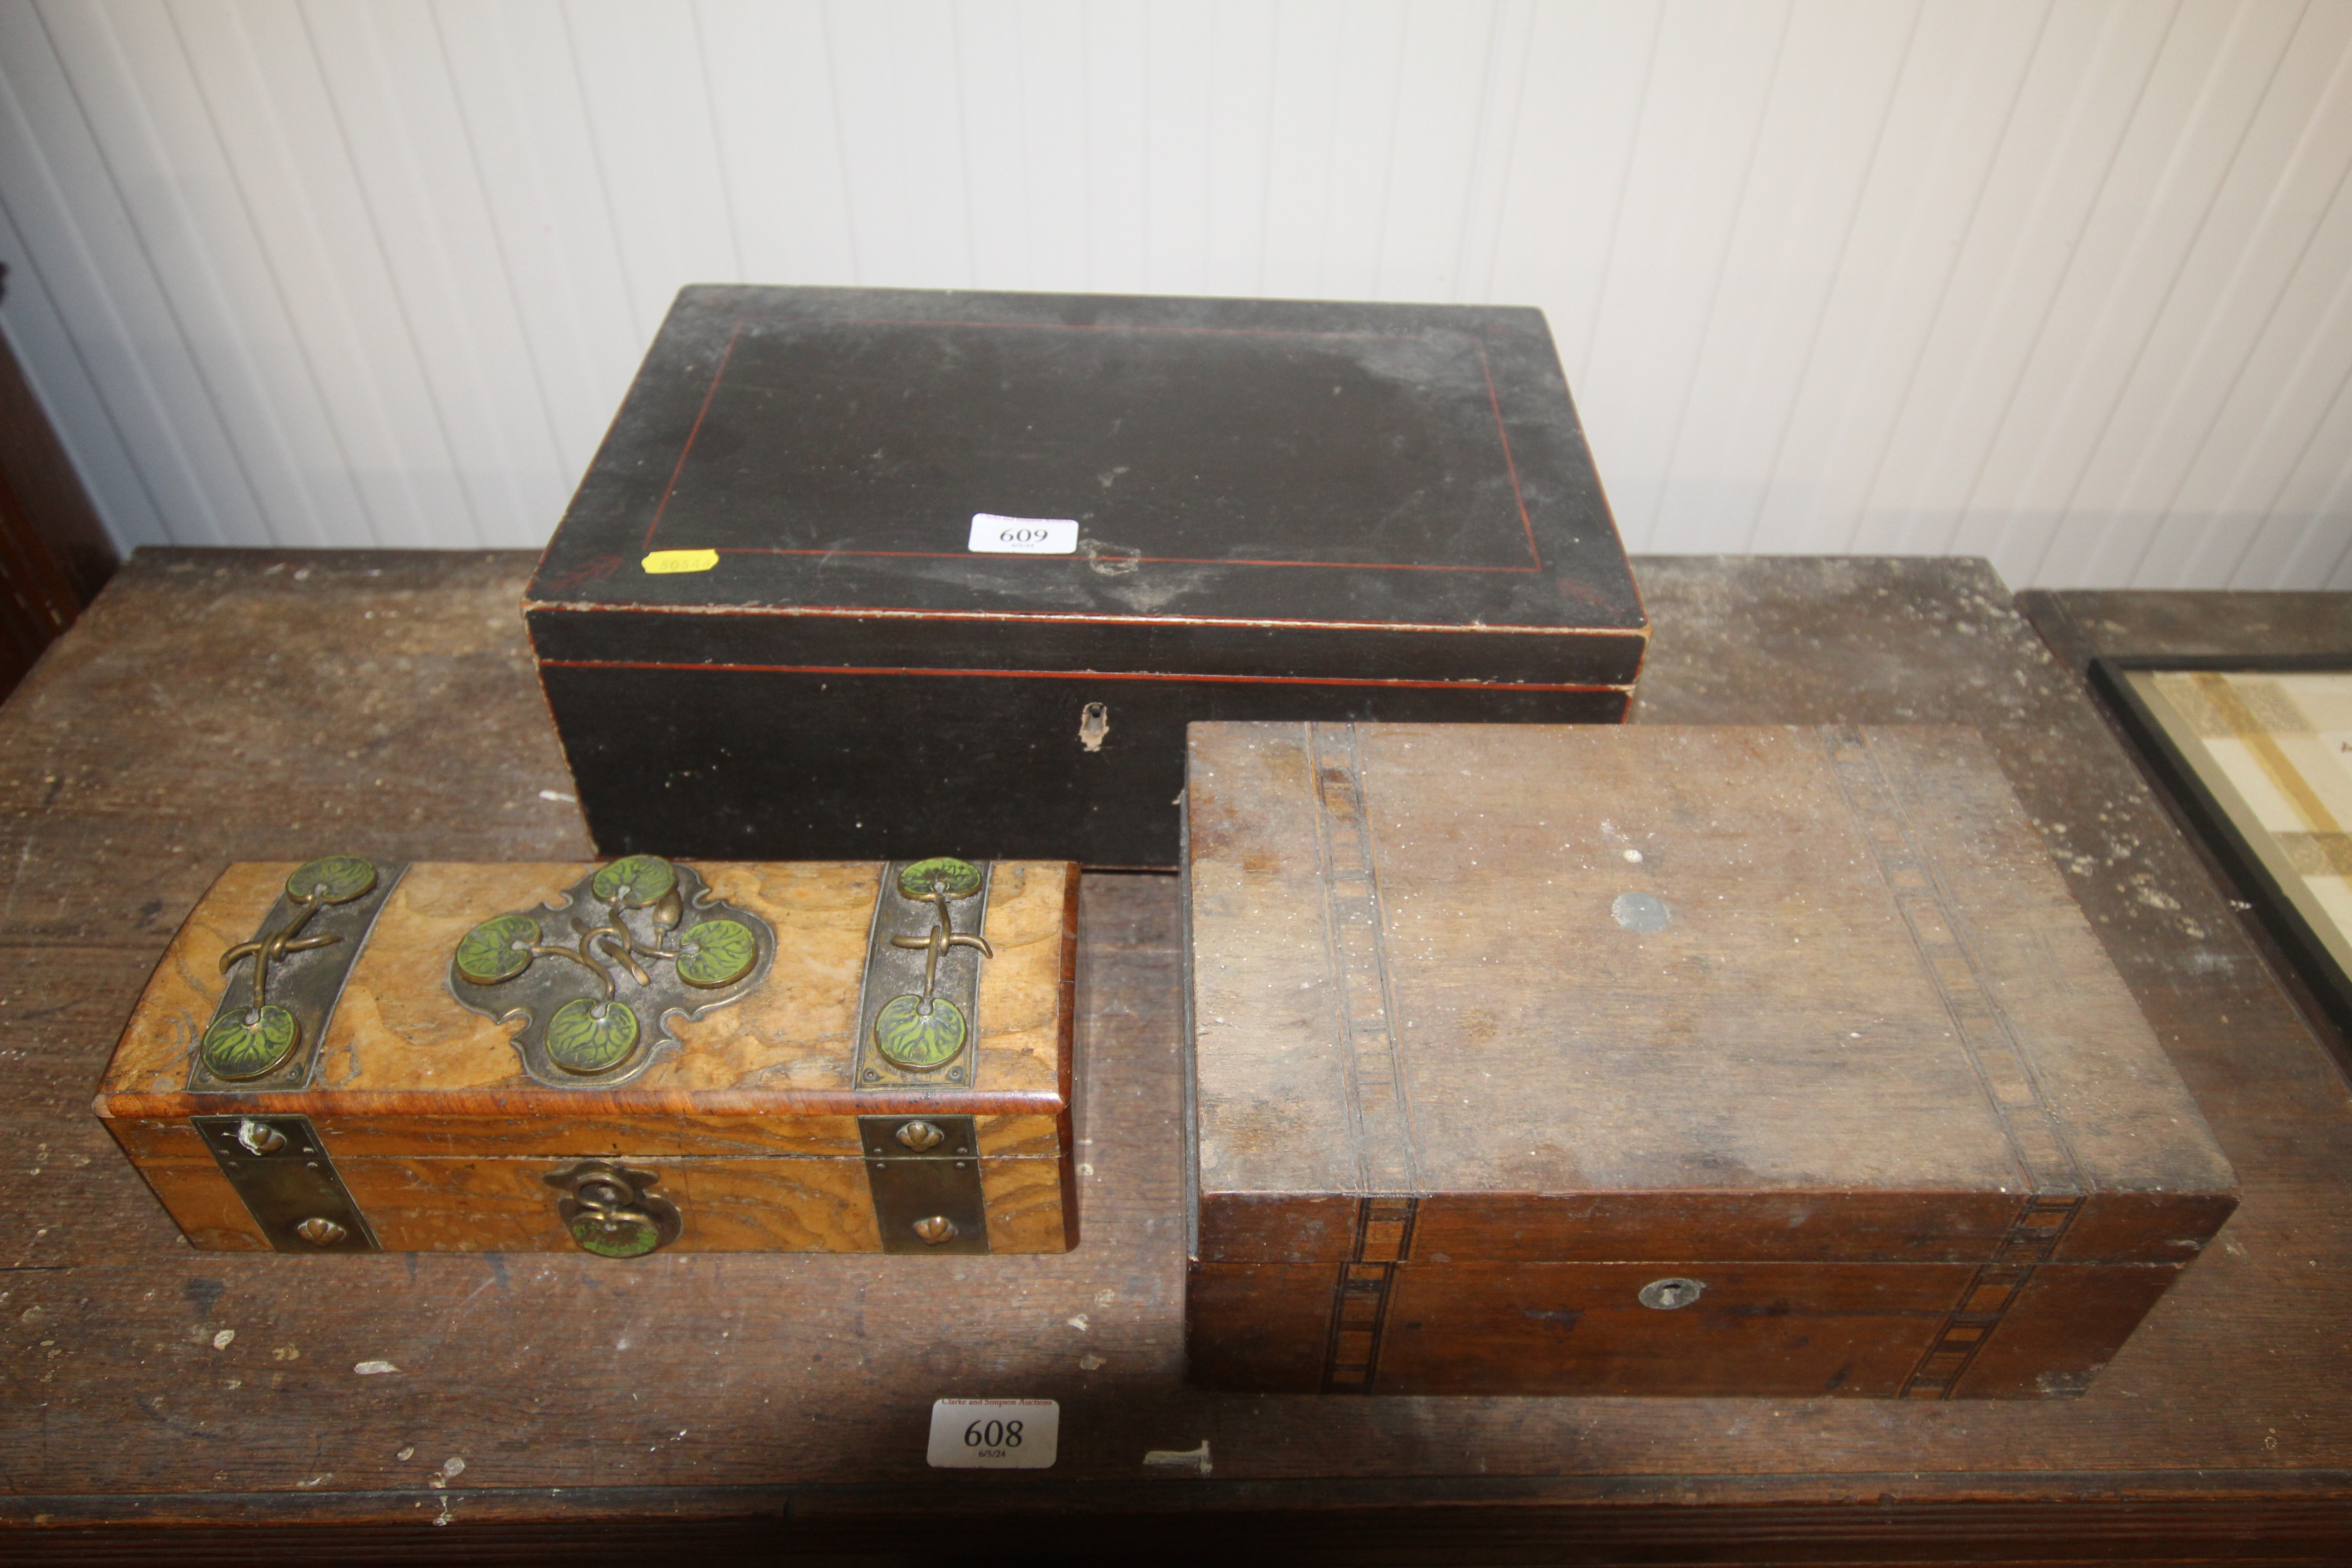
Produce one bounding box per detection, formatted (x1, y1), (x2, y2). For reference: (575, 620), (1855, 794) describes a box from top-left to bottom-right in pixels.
(539, 658), (1621, 693)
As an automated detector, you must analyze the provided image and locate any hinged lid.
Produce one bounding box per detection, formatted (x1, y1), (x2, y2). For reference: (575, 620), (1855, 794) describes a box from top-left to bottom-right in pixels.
(1184, 723), (2236, 1268)
(524, 286), (1645, 687)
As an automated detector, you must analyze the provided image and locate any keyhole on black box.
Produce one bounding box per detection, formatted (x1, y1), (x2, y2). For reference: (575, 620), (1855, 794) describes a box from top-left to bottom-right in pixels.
(1639, 1277), (1705, 1310)
(1078, 703), (1110, 753)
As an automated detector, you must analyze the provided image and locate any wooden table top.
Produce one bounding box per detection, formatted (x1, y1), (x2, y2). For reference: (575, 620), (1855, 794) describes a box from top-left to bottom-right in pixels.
(5, 552), (2348, 1563)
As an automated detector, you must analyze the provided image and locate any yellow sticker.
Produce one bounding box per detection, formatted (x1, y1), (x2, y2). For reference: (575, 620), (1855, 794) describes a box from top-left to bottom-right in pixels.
(641, 549), (719, 574)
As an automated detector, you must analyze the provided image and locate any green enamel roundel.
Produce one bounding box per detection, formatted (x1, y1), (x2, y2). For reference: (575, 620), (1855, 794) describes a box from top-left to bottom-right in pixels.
(546, 997), (640, 1076)
(568, 1212), (661, 1258)
(897, 858), (982, 901)
(202, 1004), (301, 1081)
(592, 855), (676, 907)
(288, 856), (377, 906)
(674, 918), (757, 988)
(872, 993), (967, 1072)
(454, 913), (541, 985)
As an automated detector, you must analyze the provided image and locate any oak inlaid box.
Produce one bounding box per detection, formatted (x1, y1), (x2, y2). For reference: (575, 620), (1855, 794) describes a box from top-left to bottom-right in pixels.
(1184, 723), (2237, 1398)
(96, 855), (1078, 1256)
(526, 284), (1646, 869)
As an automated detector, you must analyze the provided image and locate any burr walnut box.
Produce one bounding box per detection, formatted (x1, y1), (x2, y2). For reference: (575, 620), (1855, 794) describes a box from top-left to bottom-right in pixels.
(1183, 722), (2238, 1398)
(525, 284), (1646, 869)
(95, 854), (1077, 1257)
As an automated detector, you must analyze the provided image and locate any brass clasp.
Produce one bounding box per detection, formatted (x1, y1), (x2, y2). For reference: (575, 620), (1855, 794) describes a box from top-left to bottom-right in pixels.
(544, 1159), (680, 1258)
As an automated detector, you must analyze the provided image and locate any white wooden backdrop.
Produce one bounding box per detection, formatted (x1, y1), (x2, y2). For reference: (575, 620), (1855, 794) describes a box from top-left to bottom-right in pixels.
(3, 0), (2351, 588)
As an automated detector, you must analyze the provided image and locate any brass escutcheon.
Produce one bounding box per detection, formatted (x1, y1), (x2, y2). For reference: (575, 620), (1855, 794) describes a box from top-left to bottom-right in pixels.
(544, 1159), (681, 1259)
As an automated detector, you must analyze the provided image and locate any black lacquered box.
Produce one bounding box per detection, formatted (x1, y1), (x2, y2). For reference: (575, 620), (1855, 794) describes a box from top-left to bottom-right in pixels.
(526, 285), (1645, 867)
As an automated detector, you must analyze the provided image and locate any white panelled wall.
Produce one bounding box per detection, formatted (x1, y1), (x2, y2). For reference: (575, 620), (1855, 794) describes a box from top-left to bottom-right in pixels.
(1, 0), (2350, 587)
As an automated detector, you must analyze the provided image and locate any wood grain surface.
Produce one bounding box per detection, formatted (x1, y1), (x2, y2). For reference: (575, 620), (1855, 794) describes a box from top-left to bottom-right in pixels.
(1188, 723), (2233, 1208)
(3, 552), (2348, 1562)
(94, 853), (1075, 1255)
(99, 858), (1076, 1114)
(1183, 720), (2236, 1396)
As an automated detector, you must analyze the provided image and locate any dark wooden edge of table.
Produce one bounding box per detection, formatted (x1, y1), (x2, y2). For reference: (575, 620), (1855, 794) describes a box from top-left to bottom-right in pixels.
(10, 1479), (2352, 1565)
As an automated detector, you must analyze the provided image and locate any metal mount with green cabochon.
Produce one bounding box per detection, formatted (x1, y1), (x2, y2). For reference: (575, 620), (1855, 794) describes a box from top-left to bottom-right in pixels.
(288, 856), (378, 906)
(592, 854), (676, 907)
(190, 856), (408, 1093)
(872, 993), (968, 1072)
(898, 858), (984, 901)
(673, 918), (759, 988)
(854, 858), (996, 1089)
(453, 912), (540, 986)
(446, 856), (775, 1089)
(200, 1004), (303, 1083)
(545, 996), (641, 1076)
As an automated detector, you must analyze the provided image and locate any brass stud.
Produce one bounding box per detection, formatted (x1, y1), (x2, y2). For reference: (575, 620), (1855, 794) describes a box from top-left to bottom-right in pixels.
(912, 1215), (958, 1246)
(294, 1217), (348, 1247)
(235, 1119), (287, 1156)
(895, 1120), (946, 1152)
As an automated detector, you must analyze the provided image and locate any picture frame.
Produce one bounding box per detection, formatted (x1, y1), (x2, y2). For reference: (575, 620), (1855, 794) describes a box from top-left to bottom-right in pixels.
(2091, 654), (2352, 1049)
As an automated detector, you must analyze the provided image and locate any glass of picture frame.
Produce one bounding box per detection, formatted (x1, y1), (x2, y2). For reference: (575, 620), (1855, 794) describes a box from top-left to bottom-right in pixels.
(2093, 655), (2352, 1046)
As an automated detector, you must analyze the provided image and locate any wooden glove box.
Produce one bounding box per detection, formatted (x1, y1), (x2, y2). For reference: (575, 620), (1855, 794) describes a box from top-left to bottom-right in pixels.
(96, 855), (1077, 1257)
(1183, 722), (2238, 1398)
